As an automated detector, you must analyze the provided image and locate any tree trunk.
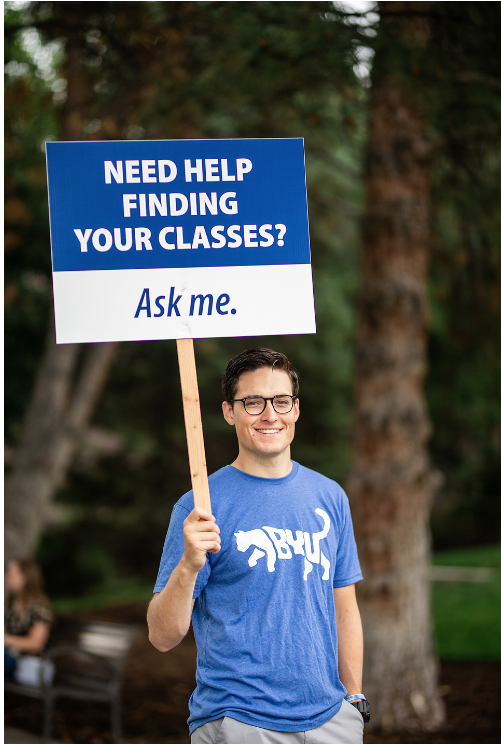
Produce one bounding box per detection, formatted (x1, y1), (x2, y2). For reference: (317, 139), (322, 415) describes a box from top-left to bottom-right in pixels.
(4, 313), (117, 561)
(4, 8), (117, 562)
(346, 2), (445, 732)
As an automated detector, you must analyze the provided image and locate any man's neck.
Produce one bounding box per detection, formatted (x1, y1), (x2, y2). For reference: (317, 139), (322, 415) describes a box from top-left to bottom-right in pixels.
(230, 450), (293, 479)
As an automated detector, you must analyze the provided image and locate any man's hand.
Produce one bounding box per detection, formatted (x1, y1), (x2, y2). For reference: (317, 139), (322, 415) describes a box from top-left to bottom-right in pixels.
(182, 507), (221, 573)
(148, 507), (221, 653)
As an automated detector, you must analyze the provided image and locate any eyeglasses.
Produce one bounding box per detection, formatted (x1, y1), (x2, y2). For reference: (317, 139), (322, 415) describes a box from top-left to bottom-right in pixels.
(229, 395), (298, 415)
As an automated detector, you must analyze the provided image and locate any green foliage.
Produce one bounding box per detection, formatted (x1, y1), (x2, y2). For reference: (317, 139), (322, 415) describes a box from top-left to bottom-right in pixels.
(4, 5), (57, 438)
(425, 2), (501, 549)
(432, 582), (501, 660)
(5, 1), (501, 595)
(433, 544), (501, 570)
(51, 578), (153, 615)
(4, 1), (365, 596)
(432, 545), (501, 660)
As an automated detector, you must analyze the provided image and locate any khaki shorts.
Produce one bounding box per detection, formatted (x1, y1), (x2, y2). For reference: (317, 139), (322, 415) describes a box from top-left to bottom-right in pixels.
(191, 699), (364, 743)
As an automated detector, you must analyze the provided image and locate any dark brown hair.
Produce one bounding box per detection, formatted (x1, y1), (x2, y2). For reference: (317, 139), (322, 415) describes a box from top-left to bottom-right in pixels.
(222, 348), (299, 402)
(6, 558), (49, 609)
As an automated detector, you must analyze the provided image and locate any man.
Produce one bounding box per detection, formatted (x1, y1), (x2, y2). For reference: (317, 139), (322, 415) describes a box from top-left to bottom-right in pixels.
(148, 348), (368, 743)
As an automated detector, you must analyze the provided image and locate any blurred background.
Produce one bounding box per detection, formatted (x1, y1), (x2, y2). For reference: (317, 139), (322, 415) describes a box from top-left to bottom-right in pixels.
(4, 1), (501, 742)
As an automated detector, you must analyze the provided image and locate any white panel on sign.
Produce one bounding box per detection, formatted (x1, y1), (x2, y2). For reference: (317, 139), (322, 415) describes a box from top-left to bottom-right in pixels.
(52, 265), (316, 344)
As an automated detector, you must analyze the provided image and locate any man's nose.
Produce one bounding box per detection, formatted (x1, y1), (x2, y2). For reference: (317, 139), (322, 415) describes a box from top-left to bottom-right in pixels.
(261, 399), (277, 419)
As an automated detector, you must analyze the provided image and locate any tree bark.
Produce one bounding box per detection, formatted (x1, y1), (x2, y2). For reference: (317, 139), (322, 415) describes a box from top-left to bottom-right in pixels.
(346, 2), (445, 732)
(4, 313), (117, 561)
(4, 6), (117, 562)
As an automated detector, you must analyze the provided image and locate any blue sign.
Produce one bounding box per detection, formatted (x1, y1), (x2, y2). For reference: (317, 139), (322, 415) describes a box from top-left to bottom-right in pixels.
(47, 138), (310, 271)
(46, 138), (315, 344)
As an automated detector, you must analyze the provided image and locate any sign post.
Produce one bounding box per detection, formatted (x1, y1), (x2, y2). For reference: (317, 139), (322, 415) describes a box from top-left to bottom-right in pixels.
(176, 338), (211, 511)
(46, 138), (315, 511)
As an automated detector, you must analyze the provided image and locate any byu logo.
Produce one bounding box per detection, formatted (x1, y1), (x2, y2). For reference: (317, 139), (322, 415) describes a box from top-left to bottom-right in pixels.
(234, 508), (331, 581)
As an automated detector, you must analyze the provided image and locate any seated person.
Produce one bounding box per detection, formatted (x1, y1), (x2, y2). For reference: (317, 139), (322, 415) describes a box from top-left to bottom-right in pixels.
(4, 559), (53, 679)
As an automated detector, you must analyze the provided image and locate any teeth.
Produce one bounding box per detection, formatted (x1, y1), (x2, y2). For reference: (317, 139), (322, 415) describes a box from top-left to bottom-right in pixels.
(256, 429), (281, 433)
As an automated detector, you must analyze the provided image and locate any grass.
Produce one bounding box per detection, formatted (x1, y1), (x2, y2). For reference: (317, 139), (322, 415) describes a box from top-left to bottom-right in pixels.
(432, 544), (501, 660)
(432, 543), (501, 570)
(52, 577), (153, 614)
(52, 545), (501, 661)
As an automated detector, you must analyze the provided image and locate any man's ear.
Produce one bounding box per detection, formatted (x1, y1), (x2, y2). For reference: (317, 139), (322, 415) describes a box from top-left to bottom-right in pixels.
(222, 400), (235, 426)
(294, 398), (300, 422)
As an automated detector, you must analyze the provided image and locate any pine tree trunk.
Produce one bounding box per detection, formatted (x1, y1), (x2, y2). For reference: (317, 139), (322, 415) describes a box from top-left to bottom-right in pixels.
(346, 2), (445, 731)
(4, 10), (117, 562)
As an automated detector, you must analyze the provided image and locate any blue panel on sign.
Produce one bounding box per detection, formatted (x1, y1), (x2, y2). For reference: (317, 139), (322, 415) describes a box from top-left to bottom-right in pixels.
(46, 138), (311, 272)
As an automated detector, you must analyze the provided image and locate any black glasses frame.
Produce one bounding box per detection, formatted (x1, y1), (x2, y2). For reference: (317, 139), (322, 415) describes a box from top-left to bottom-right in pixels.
(229, 395), (298, 415)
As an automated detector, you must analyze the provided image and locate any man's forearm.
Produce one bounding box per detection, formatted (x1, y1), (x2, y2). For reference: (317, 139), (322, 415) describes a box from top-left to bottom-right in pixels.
(149, 506), (221, 652)
(334, 585), (364, 695)
(147, 558), (198, 652)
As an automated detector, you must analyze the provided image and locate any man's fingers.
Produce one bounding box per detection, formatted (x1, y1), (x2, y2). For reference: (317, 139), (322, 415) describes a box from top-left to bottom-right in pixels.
(189, 533), (221, 558)
(184, 522), (220, 539)
(183, 508), (221, 567)
(184, 523), (221, 547)
(189, 523), (220, 536)
(186, 506), (214, 522)
(184, 508), (220, 534)
(192, 537), (221, 551)
(191, 530), (220, 544)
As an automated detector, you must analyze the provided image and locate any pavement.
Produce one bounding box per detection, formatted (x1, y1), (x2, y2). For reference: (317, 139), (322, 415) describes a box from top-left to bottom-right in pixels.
(4, 728), (60, 744)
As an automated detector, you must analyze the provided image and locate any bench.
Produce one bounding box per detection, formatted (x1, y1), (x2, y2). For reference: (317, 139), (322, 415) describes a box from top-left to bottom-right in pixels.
(4, 619), (139, 744)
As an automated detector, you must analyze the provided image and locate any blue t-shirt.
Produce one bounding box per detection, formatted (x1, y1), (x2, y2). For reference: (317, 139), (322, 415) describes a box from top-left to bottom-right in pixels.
(154, 462), (362, 735)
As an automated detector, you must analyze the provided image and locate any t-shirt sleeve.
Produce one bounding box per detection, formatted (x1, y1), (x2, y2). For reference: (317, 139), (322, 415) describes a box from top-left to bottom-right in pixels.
(332, 488), (363, 588)
(153, 502), (211, 598)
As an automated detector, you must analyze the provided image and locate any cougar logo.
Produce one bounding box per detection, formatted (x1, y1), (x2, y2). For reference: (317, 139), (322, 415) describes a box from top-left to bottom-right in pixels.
(234, 508), (331, 581)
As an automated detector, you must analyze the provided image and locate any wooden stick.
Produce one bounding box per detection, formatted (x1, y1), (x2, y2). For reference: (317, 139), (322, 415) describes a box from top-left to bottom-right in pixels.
(176, 338), (211, 512)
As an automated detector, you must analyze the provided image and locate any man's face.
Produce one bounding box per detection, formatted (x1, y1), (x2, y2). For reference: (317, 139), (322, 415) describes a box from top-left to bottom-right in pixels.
(222, 367), (299, 460)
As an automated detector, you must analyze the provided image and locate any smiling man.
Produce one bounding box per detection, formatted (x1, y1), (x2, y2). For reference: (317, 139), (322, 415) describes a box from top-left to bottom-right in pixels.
(148, 348), (368, 743)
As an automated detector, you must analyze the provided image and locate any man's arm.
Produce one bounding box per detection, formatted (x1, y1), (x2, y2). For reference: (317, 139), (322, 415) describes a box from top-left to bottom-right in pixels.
(334, 584), (363, 696)
(147, 507), (220, 653)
